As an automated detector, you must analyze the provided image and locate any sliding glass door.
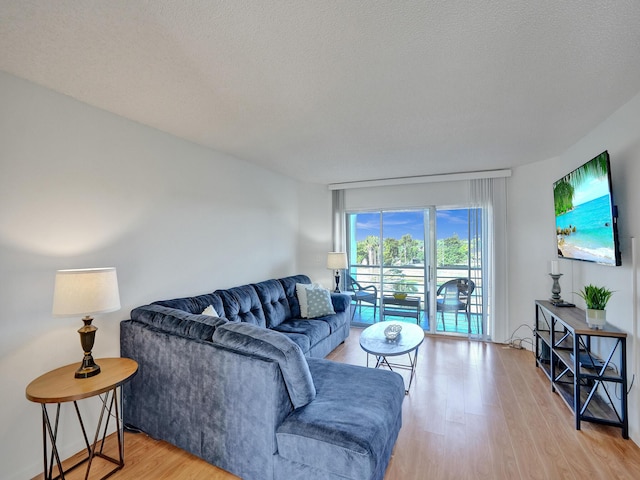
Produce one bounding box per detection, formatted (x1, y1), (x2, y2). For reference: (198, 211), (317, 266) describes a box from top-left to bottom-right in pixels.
(434, 208), (484, 336)
(347, 206), (484, 337)
(347, 209), (432, 329)
(381, 210), (430, 329)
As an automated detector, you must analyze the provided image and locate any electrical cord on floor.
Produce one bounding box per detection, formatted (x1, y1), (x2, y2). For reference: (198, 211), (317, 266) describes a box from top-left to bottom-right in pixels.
(506, 324), (534, 350)
(511, 337), (534, 350)
(124, 423), (143, 433)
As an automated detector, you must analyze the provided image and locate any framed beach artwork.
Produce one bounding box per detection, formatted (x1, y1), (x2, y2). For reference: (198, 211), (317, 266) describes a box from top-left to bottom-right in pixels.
(553, 151), (621, 266)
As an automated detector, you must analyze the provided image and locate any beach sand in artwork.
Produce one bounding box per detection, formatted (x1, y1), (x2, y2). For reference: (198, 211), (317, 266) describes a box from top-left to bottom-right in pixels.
(558, 240), (614, 264)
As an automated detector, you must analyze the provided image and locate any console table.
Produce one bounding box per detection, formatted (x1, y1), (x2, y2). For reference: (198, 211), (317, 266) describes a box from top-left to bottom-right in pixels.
(534, 300), (628, 438)
(26, 357), (138, 479)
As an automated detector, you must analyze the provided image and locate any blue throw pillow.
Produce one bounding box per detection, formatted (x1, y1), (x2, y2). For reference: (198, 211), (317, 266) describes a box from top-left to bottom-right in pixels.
(305, 287), (336, 318)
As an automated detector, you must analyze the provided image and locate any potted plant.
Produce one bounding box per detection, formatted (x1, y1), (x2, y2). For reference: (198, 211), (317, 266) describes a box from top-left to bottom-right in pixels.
(576, 284), (613, 329)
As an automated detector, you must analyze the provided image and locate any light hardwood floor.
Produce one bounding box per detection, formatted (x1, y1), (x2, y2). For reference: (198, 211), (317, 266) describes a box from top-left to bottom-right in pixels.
(36, 327), (640, 480)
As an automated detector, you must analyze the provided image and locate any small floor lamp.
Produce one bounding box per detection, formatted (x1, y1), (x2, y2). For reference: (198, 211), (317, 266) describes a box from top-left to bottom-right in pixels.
(52, 267), (121, 378)
(327, 252), (348, 293)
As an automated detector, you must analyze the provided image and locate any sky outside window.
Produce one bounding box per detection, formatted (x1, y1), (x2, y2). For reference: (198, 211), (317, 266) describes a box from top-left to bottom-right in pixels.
(354, 210), (469, 241)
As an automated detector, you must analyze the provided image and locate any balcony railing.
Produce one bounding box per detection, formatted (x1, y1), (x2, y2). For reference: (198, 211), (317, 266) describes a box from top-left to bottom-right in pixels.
(348, 264), (483, 333)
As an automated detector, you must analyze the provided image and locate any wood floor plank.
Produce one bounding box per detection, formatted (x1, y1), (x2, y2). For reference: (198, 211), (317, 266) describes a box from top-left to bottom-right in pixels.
(33, 328), (640, 479)
(483, 405), (520, 480)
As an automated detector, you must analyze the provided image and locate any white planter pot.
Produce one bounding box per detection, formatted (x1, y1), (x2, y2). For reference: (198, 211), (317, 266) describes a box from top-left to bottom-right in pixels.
(586, 308), (606, 329)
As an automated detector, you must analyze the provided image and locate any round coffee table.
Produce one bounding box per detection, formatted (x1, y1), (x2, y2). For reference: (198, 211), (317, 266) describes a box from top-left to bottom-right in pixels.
(359, 321), (424, 394)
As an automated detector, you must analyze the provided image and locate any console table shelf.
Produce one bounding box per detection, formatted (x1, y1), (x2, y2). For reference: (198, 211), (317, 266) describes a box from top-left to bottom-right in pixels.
(534, 300), (628, 438)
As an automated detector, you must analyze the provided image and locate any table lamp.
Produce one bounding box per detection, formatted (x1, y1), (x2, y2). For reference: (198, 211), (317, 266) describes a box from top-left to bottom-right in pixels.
(52, 267), (121, 378)
(327, 252), (348, 292)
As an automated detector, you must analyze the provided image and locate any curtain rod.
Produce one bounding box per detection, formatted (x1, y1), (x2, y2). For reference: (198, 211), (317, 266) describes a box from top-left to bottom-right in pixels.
(327, 169), (512, 190)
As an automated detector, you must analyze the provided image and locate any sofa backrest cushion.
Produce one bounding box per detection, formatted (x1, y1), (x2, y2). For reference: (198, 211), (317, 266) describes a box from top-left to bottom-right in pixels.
(216, 285), (267, 328)
(252, 279), (292, 329)
(211, 322), (316, 409)
(131, 304), (227, 341)
(277, 275), (311, 319)
(152, 292), (225, 317)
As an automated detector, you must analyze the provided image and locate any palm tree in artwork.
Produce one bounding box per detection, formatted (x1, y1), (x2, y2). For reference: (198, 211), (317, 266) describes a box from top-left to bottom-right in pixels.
(554, 152), (609, 216)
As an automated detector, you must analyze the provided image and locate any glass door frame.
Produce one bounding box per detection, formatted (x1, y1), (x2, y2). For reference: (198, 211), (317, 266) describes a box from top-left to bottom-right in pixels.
(346, 207), (437, 332)
(346, 205), (484, 337)
(425, 206), (437, 334)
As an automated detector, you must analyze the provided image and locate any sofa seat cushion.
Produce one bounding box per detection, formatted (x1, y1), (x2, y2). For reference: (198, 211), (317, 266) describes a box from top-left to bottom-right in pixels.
(252, 279), (291, 328)
(131, 304), (227, 341)
(276, 358), (404, 480)
(216, 285), (267, 327)
(272, 319), (330, 349)
(313, 310), (346, 334)
(211, 322), (316, 409)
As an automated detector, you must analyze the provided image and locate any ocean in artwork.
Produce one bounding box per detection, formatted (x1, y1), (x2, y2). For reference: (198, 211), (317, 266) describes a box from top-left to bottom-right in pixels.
(556, 194), (616, 263)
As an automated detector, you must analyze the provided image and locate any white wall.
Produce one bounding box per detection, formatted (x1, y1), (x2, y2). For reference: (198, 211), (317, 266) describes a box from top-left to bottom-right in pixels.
(0, 72), (300, 480)
(508, 90), (640, 443)
(296, 182), (335, 289)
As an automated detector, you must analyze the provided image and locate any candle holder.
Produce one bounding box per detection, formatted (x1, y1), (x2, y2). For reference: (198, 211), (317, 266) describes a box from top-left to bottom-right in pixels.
(549, 273), (563, 305)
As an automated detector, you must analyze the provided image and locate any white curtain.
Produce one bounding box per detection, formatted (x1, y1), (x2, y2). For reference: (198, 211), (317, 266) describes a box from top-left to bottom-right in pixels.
(332, 189), (347, 289)
(469, 177), (508, 341)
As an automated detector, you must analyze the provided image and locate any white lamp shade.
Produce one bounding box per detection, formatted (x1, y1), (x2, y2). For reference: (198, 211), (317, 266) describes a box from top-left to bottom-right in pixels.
(327, 252), (348, 269)
(52, 267), (121, 317)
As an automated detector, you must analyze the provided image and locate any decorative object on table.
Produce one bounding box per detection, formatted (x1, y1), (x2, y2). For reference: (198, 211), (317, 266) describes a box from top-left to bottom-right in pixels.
(389, 268), (417, 300)
(327, 252), (348, 292)
(52, 267), (121, 378)
(548, 260), (564, 305)
(576, 284), (613, 329)
(384, 323), (402, 340)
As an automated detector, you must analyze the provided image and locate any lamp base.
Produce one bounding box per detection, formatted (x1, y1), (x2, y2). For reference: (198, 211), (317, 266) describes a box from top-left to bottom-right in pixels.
(75, 355), (101, 378)
(76, 316), (100, 378)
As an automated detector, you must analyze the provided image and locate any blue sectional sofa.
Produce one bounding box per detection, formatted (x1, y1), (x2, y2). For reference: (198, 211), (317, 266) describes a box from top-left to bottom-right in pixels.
(120, 275), (405, 480)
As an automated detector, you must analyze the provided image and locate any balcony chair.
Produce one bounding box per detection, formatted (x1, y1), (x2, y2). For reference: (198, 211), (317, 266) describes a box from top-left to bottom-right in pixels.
(346, 275), (378, 321)
(436, 278), (475, 333)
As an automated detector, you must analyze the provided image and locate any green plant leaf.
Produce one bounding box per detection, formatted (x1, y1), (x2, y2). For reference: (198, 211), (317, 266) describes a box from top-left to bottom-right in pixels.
(575, 284), (614, 310)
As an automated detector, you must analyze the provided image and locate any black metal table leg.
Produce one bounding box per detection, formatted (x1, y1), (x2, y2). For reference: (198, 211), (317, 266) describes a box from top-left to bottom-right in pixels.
(39, 387), (125, 480)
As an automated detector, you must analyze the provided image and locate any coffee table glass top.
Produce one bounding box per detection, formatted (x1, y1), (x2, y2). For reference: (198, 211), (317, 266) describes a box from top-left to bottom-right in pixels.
(359, 321), (424, 356)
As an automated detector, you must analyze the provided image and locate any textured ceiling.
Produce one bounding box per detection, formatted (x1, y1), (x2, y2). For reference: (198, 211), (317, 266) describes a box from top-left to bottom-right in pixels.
(2, 1), (640, 185)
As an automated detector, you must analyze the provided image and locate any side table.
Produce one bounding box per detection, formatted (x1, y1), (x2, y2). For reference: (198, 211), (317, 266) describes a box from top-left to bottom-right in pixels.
(381, 295), (421, 323)
(26, 357), (138, 480)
